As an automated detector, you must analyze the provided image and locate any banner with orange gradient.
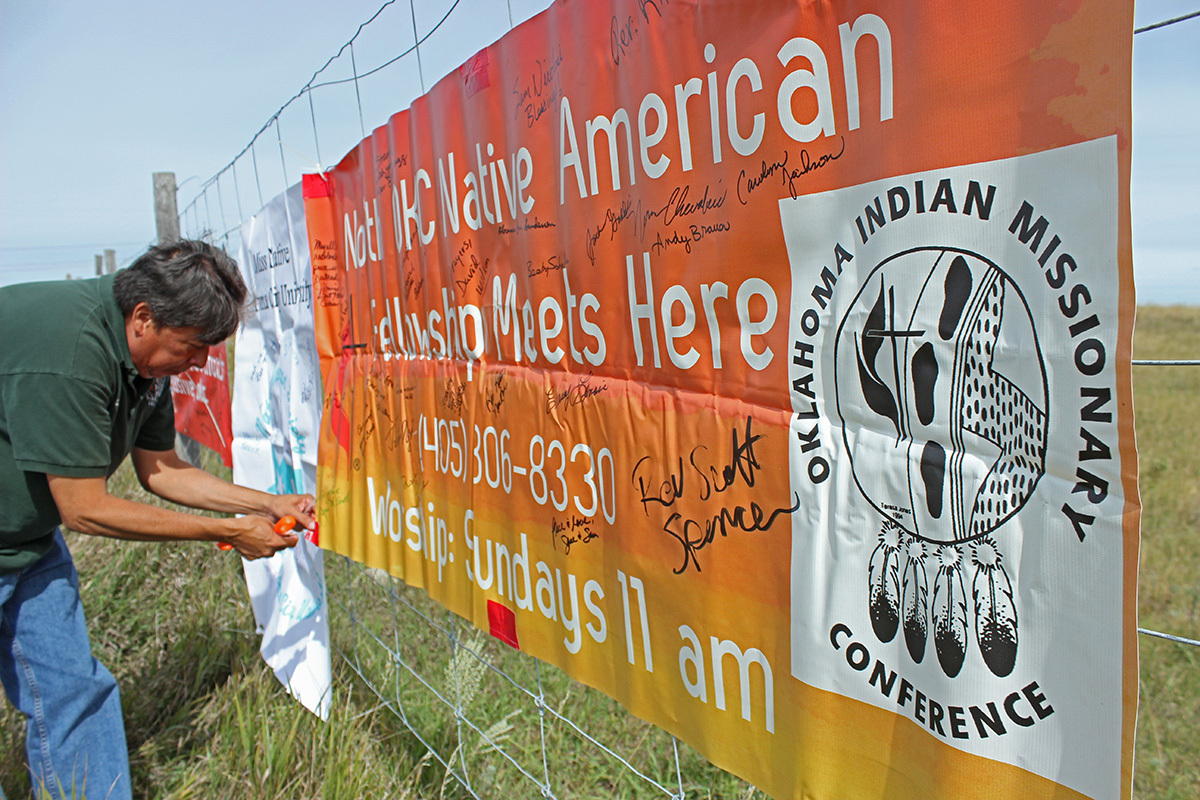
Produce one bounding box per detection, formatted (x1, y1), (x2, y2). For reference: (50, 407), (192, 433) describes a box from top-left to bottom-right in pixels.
(302, 1), (1137, 797)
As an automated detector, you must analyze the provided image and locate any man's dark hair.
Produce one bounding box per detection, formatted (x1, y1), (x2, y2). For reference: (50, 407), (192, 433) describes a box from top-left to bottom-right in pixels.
(113, 240), (248, 345)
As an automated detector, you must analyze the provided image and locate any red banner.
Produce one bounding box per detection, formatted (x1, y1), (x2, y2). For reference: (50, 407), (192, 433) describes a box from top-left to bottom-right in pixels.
(170, 342), (233, 466)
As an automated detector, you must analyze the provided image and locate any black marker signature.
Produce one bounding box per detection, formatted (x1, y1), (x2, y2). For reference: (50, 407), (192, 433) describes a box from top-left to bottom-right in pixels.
(638, 0), (669, 19)
(551, 514), (597, 555)
(454, 253), (491, 297)
(631, 416), (801, 573)
(585, 198), (635, 264)
(611, 0), (670, 65)
(648, 221), (731, 255)
(512, 49), (565, 128)
(737, 137), (846, 204)
(610, 14), (639, 65)
(498, 216), (558, 235)
(404, 256), (425, 298)
(546, 372), (608, 413)
(632, 454), (685, 512)
(692, 416), (763, 499)
(527, 253), (569, 278)
(375, 151), (393, 190)
(662, 496), (800, 575)
(485, 373), (507, 414)
(637, 182), (727, 241)
(443, 377), (467, 414)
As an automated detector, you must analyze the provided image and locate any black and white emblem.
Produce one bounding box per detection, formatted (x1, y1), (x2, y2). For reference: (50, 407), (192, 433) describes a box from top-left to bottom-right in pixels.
(833, 247), (1048, 677)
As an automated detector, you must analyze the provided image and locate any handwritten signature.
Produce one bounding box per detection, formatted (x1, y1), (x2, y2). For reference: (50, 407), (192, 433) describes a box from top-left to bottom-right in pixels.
(648, 220), (730, 255)
(632, 417), (800, 573)
(485, 373), (507, 414)
(498, 216), (557, 235)
(527, 253), (569, 278)
(551, 514), (597, 555)
(443, 377), (467, 414)
(512, 49), (565, 128)
(316, 487), (350, 516)
(661, 499), (799, 575)
(546, 372), (608, 413)
(611, 0), (669, 65)
(375, 151), (392, 190)
(375, 151), (409, 191)
(354, 406), (375, 464)
(387, 416), (419, 451)
(404, 264), (425, 298)
(636, 182), (727, 241)
(585, 198), (635, 263)
(737, 137), (846, 204)
(454, 253), (491, 297)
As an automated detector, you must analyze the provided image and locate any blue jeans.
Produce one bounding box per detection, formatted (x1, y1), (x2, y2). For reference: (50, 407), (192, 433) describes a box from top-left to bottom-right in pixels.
(0, 530), (132, 800)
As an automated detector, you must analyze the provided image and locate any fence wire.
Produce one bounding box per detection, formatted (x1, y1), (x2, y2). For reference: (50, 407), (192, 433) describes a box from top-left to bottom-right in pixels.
(178, 1), (1200, 797)
(330, 559), (700, 798)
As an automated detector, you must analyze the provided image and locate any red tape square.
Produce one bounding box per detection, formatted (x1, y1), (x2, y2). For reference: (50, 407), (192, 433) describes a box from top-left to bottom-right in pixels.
(461, 49), (490, 97)
(302, 172), (332, 199)
(487, 600), (519, 649)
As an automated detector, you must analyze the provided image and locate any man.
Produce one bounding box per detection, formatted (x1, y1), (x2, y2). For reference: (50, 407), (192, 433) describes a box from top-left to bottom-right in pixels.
(0, 240), (312, 799)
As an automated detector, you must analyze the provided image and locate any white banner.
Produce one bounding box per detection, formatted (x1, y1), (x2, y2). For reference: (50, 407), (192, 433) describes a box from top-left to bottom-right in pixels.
(233, 182), (331, 719)
(782, 139), (1124, 797)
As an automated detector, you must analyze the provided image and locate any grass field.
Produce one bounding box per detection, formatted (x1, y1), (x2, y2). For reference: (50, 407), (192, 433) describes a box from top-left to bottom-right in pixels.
(1127, 306), (1200, 800)
(1, 305), (1197, 799)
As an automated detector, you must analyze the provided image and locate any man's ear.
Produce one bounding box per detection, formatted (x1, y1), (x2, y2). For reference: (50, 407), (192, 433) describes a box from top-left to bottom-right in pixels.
(130, 303), (156, 337)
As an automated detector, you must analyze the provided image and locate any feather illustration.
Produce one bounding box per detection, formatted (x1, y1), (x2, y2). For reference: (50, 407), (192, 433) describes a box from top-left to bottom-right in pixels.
(972, 539), (1018, 677)
(931, 545), (968, 677)
(868, 522), (902, 643)
(901, 539), (929, 663)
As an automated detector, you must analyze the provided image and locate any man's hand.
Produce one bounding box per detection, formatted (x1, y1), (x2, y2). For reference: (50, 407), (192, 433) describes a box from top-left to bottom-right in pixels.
(257, 494), (317, 534)
(130, 448), (320, 552)
(218, 495), (315, 554)
(225, 514), (300, 559)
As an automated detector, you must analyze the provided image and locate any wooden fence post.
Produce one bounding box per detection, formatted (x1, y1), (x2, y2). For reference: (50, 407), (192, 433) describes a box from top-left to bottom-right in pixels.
(154, 171), (205, 467)
(153, 172), (181, 243)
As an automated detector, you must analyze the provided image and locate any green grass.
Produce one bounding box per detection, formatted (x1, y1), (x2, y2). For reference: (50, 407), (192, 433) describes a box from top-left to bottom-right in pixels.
(0, 451), (431, 799)
(2, 306), (1197, 799)
(1131, 306), (1200, 800)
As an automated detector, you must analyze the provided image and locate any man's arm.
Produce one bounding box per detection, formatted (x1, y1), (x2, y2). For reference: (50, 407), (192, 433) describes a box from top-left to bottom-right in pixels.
(129, 446), (316, 529)
(46, 472), (298, 559)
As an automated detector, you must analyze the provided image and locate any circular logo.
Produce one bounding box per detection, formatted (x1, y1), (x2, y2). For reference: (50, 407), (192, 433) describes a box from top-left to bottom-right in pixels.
(834, 247), (1048, 545)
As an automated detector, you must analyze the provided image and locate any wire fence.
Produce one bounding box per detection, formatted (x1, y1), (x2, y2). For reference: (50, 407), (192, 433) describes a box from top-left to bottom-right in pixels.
(177, 2), (1200, 797)
(331, 560), (708, 798)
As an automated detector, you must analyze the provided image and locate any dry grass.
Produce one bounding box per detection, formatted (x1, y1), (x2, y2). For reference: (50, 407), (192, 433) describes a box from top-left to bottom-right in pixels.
(1131, 306), (1200, 800)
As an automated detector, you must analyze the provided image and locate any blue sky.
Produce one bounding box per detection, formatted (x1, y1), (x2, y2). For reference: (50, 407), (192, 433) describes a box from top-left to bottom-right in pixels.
(1, 0), (1197, 303)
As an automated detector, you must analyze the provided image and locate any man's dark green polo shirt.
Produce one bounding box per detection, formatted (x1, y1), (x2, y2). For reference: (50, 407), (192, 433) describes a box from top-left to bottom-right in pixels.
(0, 273), (176, 573)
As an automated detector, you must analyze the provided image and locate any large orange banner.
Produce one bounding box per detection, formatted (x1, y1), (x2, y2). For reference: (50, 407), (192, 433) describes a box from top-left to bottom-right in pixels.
(303, 2), (1137, 797)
